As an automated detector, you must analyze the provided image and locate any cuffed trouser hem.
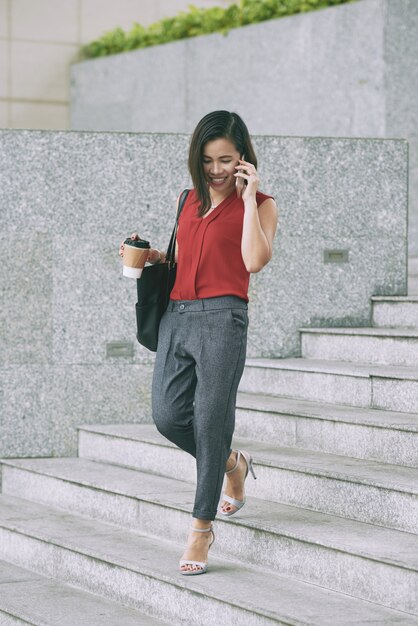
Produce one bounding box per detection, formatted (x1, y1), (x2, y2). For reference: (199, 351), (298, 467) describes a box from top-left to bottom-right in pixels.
(192, 508), (218, 521)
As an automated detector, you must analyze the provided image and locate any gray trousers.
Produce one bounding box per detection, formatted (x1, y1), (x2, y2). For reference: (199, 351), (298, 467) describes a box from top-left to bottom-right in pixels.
(151, 295), (249, 520)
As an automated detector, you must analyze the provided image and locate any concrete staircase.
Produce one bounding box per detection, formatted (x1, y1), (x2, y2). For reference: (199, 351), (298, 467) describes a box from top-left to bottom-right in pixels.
(410, 257), (418, 294)
(0, 296), (418, 624)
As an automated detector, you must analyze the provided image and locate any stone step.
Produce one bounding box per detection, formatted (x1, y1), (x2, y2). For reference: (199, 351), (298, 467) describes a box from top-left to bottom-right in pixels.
(0, 558), (165, 626)
(234, 392), (418, 467)
(409, 256), (418, 274)
(409, 276), (418, 294)
(1, 457), (417, 615)
(0, 494), (416, 624)
(76, 424), (418, 533)
(371, 295), (418, 327)
(300, 326), (418, 367)
(239, 357), (418, 413)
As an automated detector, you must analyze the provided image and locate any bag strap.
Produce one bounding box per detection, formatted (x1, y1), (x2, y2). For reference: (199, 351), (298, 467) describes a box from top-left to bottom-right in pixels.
(166, 188), (190, 267)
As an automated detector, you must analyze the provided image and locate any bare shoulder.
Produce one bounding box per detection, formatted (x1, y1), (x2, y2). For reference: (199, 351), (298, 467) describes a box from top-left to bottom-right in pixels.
(257, 197), (279, 258)
(258, 196), (278, 214)
(258, 197), (279, 228)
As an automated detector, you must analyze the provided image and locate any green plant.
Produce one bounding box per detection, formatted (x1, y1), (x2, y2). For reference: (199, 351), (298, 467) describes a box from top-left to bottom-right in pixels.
(80, 0), (359, 60)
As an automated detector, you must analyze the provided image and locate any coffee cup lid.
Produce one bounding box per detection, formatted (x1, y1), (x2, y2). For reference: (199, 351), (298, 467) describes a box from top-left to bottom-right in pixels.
(124, 237), (150, 249)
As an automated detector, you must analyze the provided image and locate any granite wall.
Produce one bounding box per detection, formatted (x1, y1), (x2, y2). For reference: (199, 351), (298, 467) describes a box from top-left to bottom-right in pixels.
(69, 0), (418, 256)
(0, 130), (408, 458)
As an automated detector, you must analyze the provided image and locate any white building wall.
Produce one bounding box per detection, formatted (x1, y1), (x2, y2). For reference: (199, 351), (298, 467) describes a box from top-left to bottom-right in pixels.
(0, 0), (232, 130)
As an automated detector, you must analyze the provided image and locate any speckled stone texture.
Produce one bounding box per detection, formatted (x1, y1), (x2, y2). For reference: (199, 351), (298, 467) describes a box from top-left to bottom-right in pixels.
(0, 129), (191, 458)
(385, 0), (418, 255)
(70, 0), (418, 256)
(372, 297), (418, 326)
(1, 456), (418, 614)
(0, 129), (408, 457)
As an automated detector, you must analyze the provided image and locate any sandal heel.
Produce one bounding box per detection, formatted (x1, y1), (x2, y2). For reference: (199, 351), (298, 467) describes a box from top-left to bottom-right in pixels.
(249, 457), (257, 480)
(220, 450), (256, 516)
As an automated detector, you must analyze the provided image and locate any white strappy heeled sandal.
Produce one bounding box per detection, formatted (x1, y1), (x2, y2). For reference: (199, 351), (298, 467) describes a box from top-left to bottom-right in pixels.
(220, 450), (257, 516)
(179, 523), (215, 575)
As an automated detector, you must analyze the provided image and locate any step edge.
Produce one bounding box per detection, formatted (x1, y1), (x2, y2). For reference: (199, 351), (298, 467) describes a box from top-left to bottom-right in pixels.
(235, 393), (418, 431)
(371, 296), (418, 301)
(0, 607), (35, 626)
(73, 430), (418, 494)
(0, 560), (164, 626)
(1, 465), (417, 573)
(299, 327), (418, 337)
(243, 358), (418, 381)
(0, 495), (380, 625)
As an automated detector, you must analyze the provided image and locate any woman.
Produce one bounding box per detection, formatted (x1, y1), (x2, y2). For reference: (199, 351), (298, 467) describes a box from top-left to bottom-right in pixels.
(119, 110), (278, 575)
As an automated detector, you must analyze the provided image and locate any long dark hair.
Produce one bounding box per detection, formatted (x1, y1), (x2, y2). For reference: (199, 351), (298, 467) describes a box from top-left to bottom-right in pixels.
(188, 110), (257, 217)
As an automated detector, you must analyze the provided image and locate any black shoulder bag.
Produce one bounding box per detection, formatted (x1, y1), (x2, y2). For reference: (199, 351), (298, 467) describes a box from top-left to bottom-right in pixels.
(135, 189), (190, 351)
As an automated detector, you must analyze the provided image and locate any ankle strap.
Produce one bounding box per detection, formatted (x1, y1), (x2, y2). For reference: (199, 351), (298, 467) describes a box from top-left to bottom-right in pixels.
(226, 450), (241, 474)
(191, 523), (213, 532)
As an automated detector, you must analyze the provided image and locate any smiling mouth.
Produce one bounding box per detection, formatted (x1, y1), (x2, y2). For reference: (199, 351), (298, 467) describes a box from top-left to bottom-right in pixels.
(209, 177), (228, 183)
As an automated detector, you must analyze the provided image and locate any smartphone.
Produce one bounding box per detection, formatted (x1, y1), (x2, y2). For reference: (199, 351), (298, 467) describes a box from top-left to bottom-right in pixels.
(236, 153), (247, 199)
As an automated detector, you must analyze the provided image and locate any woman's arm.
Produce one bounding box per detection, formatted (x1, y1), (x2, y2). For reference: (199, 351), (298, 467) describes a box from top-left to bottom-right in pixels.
(235, 158), (279, 273)
(241, 197), (278, 273)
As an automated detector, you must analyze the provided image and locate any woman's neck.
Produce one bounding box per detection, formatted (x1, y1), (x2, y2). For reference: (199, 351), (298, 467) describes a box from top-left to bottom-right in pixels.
(210, 187), (234, 207)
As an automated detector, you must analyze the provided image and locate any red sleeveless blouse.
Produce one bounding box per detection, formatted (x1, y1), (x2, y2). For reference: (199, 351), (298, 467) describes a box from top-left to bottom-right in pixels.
(170, 188), (274, 303)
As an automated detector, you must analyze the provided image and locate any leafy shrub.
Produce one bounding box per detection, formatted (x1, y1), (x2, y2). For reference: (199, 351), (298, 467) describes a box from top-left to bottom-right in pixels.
(80, 0), (358, 60)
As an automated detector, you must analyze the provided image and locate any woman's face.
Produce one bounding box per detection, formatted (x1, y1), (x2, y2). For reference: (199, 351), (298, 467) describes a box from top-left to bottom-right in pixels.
(202, 137), (241, 195)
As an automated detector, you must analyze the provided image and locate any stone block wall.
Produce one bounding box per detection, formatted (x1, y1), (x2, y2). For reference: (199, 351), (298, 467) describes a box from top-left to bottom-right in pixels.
(0, 129), (408, 457)
(70, 0), (418, 255)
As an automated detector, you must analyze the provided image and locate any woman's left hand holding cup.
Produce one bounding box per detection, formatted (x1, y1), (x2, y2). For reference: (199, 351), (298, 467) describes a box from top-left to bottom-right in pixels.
(119, 232), (159, 278)
(119, 232), (160, 264)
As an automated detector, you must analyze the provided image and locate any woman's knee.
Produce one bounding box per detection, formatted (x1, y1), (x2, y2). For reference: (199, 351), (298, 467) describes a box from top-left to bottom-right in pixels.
(152, 401), (172, 435)
(152, 405), (196, 457)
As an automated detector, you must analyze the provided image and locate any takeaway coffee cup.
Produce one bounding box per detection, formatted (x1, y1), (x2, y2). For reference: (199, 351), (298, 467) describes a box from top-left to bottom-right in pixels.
(122, 237), (150, 278)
